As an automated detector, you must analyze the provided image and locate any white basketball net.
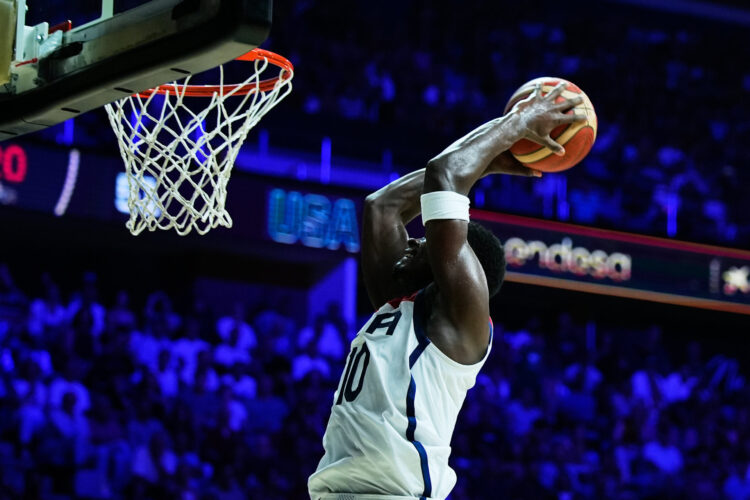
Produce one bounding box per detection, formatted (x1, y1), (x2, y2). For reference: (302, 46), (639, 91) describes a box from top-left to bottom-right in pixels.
(105, 56), (293, 236)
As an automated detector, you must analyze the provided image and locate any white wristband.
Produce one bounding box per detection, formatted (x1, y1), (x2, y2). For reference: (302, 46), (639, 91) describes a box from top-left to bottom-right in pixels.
(420, 191), (470, 226)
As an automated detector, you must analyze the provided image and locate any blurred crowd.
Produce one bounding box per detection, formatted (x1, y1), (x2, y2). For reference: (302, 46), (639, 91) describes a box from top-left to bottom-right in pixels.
(1, 263), (750, 499)
(454, 319), (750, 500)
(0, 264), (349, 499)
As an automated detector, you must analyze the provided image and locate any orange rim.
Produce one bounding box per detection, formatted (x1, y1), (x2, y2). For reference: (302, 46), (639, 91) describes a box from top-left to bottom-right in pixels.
(138, 48), (294, 98)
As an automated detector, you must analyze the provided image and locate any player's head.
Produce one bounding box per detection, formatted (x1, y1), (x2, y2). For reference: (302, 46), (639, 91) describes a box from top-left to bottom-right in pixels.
(392, 221), (506, 297)
(465, 221), (506, 297)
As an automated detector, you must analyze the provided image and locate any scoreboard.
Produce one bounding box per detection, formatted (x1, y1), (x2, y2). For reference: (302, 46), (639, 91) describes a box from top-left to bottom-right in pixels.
(0, 142), (102, 216)
(0, 144), (29, 205)
(0, 144), (27, 183)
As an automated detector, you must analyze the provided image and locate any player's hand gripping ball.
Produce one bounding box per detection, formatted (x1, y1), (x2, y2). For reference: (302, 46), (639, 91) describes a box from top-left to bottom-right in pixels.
(504, 77), (597, 172)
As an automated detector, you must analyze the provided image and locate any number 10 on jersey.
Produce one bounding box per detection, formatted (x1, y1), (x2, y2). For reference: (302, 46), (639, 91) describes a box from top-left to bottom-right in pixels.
(336, 343), (371, 404)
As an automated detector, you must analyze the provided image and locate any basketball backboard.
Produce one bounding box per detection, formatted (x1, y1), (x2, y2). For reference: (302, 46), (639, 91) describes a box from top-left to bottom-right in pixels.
(0, 0), (273, 141)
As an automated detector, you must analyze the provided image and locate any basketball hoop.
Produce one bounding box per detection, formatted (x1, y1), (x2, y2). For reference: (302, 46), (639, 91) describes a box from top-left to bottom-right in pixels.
(104, 48), (293, 236)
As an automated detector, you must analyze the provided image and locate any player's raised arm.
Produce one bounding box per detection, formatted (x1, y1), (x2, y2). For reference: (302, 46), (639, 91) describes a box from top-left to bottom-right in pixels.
(362, 157), (541, 310)
(362, 83), (581, 312)
(422, 83), (584, 363)
(361, 169), (426, 309)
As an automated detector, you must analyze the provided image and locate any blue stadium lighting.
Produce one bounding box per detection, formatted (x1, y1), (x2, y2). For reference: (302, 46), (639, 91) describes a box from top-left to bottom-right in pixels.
(55, 119), (75, 146)
(474, 188), (485, 207)
(320, 137), (331, 184)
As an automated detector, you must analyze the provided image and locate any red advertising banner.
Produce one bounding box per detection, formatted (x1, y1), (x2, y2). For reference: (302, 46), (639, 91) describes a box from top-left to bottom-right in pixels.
(472, 210), (750, 315)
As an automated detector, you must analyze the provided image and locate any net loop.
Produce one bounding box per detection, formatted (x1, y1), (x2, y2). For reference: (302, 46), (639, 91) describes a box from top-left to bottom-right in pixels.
(105, 48), (293, 236)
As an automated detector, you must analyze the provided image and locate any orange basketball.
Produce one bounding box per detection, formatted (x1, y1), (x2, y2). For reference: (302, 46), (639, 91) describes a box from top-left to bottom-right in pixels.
(503, 77), (597, 173)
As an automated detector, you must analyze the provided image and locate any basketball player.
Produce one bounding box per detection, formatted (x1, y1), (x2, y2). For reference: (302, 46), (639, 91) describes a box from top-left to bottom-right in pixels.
(309, 83), (584, 499)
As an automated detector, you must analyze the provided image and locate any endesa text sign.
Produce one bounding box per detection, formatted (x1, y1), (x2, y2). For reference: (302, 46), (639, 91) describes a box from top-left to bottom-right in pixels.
(472, 210), (750, 315)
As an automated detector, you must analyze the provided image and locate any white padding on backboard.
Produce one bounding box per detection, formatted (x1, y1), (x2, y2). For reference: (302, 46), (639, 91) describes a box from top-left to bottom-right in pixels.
(0, 0), (16, 85)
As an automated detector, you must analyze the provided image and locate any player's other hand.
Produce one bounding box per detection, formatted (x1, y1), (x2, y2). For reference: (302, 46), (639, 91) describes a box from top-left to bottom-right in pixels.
(482, 151), (543, 178)
(510, 82), (586, 156)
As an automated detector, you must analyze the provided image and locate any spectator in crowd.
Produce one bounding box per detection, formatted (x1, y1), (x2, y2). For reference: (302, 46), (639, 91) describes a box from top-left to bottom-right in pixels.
(642, 425), (684, 475)
(130, 310), (173, 373)
(292, 336), (331, 382)
(145, 291), (182, 336)
(214, 324), (252, 369)
(217, 386), (248, 434)
(154, 349), (179, 399)
(220, 363), (257, 401)
(12, 359), (48, 446)
(173, 318), (210, 385)
(108, 290), (137, 331)
(0, 263), (27, 333)
(131, 433), (177, 497)
(49, 361), (91, 417)
(505, 387), (543, 437)
(67, 272), (107, 342)
(28, 274), (67, 339)
(48, 391), (90, 465)
(87, 393), (131, 492)
(245, 375), (288, 434)
(297, 302), (350, 363)
(216, 303), (257, 352)
(724, 463), (750, 500)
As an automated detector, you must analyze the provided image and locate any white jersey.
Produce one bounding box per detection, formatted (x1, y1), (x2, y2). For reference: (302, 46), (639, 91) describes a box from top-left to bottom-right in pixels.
(309, 290), (493, 500)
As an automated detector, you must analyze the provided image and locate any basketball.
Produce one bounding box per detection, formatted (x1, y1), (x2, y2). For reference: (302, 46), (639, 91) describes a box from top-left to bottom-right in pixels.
(504, 77), (597, 173)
